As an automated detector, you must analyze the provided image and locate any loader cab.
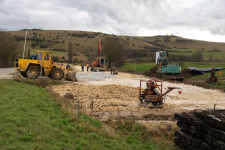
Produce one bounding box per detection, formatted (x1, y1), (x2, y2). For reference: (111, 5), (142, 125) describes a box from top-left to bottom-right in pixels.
(36, 51), (52, 68)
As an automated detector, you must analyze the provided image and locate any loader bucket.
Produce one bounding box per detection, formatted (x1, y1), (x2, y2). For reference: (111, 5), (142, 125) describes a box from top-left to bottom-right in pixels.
(65, 71), (77, 81)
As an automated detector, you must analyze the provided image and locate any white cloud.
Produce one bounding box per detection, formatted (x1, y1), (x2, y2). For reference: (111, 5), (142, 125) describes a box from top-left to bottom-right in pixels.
(0, 0), (225, 42)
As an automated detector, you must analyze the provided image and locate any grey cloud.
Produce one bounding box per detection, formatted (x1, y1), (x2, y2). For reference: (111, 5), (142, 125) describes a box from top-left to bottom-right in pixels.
(0, 0), (225, 41)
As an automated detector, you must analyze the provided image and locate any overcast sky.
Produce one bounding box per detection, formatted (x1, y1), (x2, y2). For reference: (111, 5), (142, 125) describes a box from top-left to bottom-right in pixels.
(1, 0), (225, 42)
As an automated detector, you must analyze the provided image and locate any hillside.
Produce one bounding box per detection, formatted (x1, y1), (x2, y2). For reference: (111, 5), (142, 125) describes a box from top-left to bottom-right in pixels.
(9, 30), (225, 63)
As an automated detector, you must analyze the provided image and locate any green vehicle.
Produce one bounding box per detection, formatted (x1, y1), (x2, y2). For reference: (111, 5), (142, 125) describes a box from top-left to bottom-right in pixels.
(156, 51), (184, 81)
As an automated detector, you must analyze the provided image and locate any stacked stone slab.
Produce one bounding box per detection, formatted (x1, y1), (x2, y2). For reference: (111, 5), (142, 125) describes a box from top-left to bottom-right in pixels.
(174, 110), (225, 150)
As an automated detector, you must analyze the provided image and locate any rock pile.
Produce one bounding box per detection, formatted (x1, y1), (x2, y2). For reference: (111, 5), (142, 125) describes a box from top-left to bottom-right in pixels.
(174, 110), (225, 150)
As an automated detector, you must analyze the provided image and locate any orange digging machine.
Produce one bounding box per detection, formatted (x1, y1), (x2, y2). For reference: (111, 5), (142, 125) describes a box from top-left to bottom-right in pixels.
(91, 40), (108, 71)
(139, 79), (181, 108)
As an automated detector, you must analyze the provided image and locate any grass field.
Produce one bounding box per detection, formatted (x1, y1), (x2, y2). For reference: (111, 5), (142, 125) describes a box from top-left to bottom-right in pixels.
(0, 79), (175, 150)
(120, 63), (156, 72)
(121, 62), (225, 72)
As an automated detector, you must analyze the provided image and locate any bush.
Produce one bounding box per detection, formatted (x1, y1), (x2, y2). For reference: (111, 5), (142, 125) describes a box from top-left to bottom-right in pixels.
(31, 42), (35, 48)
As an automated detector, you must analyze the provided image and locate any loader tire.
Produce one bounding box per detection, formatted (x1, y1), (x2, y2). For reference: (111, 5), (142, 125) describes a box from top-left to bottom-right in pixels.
(27, 66), (40, 79)
(52, 68), (63, 80)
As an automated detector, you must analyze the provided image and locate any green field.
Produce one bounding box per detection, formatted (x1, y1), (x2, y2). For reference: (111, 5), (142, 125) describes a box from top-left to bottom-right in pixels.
(120, 63), (156, 72)
(121, 62), (225, 72)
(0, 79), (175, 150)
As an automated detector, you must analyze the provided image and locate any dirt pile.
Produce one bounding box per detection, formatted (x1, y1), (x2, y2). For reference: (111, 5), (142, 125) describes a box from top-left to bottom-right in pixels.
(180, 68), (193, 78)
(143, 66), (157, 77)
(143, 67), (192, 79)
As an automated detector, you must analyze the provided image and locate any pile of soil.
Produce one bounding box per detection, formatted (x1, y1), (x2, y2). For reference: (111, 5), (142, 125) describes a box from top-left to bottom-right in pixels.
(143, 67), (192, 79)
(143, 66), (157, 77)
(180, 68), (193, 78)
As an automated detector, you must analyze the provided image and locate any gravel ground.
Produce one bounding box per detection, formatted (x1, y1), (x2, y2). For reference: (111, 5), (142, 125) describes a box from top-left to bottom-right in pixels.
(0, 68), (16, 79)
(52, 67), (225, 122)
(74, 65), (225, 110)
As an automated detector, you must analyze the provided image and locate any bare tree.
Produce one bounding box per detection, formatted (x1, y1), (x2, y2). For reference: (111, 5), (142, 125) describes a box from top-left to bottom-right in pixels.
(102, 37), (128, 67)
(0, 29), (21, 68)
(67, 41), (73, 63)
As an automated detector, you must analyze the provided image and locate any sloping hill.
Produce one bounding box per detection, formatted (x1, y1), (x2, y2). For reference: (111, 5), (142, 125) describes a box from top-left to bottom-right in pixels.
(9, 30), (225, 63)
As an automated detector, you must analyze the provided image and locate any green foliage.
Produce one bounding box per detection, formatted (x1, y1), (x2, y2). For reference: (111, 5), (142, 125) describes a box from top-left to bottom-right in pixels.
(31, 42), (35, 48)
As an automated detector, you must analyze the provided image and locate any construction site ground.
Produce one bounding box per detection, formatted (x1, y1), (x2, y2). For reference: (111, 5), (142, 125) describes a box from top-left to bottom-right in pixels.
(51, 66), (225, 136)
(2, 66), (225, 144)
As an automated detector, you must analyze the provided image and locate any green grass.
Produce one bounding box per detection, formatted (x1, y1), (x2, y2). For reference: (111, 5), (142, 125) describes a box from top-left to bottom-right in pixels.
(185, 67), (225, 90)
(180, 62), (225, 69)
(0, 79), (172, 150)
(120, 63), (156, 72)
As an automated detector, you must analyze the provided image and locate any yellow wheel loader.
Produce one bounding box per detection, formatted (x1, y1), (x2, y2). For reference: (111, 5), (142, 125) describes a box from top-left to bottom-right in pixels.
(15, 51), (77, 81)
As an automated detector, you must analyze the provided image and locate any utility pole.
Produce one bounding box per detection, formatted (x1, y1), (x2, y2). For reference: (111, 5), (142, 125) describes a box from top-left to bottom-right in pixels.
(23, 17), (29, 59)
